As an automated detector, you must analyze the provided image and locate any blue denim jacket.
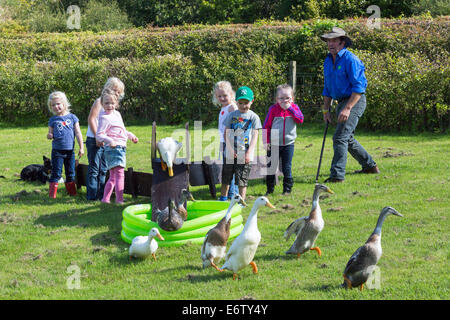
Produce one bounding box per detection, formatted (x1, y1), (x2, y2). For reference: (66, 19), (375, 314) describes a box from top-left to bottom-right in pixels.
(322, 48), (367, 100)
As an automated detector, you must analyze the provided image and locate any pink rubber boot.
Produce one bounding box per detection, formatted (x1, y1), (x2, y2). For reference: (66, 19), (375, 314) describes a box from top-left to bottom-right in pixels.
(102, 169), (116, 203)
(114, 167), (125, 204)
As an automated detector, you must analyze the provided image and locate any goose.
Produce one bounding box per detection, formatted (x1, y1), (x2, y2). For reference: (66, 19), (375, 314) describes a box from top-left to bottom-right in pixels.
(156, 199), (184, 231)
(177, 189), (195, 221)
(284, 184), (334, 258)
(201, 194), (247, 271)
(157, 137), (182, 177)
(221, 196), (275, 280)
(342, 206), (403, 291)
(129, 227), (165, 260)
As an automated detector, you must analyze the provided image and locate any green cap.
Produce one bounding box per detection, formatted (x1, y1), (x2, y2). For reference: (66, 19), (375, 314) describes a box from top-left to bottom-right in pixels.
(236, 86), (254, 101)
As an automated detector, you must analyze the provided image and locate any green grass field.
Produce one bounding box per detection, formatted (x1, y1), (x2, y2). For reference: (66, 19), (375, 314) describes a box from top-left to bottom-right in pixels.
(0, 123), (448, 300)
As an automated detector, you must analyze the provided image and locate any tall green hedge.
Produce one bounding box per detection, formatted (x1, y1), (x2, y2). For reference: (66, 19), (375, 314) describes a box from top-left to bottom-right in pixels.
(3, 0), (448, 33)
(0, 17), (448, 132)
(0, 54), (285, 126)
(50, 0), (424, 27)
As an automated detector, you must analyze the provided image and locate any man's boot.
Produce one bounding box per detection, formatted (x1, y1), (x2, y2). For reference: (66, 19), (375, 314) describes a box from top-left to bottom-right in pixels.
(282, 177), (294, 195)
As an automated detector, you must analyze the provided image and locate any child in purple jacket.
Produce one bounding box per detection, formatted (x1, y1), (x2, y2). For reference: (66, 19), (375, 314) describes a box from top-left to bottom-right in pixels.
(263, 84), (304, 195)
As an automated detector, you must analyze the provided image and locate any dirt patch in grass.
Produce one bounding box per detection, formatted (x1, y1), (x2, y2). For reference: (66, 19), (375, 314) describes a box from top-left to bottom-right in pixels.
(0, 212), (22, 224)
(10, 189), (42, 201)
(376, 147), (414, 158)
(327, 207), (344, 212)
(383, 150), (414, 158)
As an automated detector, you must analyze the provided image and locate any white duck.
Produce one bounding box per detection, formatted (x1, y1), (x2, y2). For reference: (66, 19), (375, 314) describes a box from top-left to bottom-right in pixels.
(157, 137), (182, 177)
(201, 194), (247, 271)
(129, 227), (165, 260)
(221, 196), (275, 280)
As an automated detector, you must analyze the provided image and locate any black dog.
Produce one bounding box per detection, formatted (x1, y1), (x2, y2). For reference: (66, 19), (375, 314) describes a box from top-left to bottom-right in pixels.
(20, 156), (52, 184)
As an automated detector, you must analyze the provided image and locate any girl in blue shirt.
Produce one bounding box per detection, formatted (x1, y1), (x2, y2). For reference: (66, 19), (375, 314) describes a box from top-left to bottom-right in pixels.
(47, 91), (84, 198)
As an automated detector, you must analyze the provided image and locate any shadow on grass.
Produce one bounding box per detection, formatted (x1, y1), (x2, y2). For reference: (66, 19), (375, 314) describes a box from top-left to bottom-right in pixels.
(31, 195), (147, 248)
(109, 253), (155, 266)
(105, 254), (234, 282)
(258, 252), (292, 262)
(179, 272), (232, 283)
(33, 203), (124, 244)
(305, 283), (343, 292)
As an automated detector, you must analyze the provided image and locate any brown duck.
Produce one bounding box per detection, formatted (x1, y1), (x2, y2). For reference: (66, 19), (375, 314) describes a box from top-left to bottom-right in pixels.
(156, 199), (184, 231)
(201, 194), (246, 271)
(177, 189), (195, 221)
(342, 206), (403, 291)
(284, 183), (334, 258)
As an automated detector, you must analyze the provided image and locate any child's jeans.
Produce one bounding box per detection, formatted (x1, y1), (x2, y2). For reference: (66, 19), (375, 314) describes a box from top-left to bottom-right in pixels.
(49, 149), (75, 183)
(265, 144), (295, 191)
(221, 142), (239, 199)
(86, 137), (107, 200)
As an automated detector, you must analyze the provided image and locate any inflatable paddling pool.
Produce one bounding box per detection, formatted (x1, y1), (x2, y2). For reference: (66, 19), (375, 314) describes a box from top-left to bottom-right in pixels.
(121, 201), (244, 247)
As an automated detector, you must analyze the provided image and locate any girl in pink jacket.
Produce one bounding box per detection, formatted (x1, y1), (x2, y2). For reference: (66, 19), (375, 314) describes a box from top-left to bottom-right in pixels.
(263, 84), (304, 195)
(96, 88), (138, 204)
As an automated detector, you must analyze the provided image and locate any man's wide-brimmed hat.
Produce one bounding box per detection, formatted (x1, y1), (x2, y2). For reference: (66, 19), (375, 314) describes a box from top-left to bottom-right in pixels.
(320, 27), (352, 47)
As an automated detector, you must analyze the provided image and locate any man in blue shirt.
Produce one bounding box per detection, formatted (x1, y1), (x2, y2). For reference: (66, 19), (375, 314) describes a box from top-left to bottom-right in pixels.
(321, 27), (379, 183)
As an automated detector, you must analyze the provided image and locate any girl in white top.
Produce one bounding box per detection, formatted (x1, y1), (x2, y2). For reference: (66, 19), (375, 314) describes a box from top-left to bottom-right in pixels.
(214, 81), (238, 145)
(212, 81), (238, 201)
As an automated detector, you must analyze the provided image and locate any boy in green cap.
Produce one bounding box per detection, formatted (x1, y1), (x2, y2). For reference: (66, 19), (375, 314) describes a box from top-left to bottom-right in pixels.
(220, 86), (262, 201)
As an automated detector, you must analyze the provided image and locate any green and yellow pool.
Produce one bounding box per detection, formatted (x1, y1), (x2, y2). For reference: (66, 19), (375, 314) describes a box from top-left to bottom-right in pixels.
(121, 201), (244, 247)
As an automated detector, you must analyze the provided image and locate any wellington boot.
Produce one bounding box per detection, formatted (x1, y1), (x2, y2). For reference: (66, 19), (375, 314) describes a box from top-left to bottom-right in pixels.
(49, 182), (58, 199)
(65, 181), (77, 196)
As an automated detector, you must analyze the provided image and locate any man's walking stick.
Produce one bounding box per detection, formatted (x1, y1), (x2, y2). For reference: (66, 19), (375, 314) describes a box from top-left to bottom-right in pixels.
(315, 100), (332, 183)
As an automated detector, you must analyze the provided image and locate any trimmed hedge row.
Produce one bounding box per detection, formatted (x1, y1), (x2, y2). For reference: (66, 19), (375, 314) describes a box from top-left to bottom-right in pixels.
(358, 51), (450, 132)
(0, 18), (448, 131)
(1, 18), (448, 63)
(0, 54), (285, 126)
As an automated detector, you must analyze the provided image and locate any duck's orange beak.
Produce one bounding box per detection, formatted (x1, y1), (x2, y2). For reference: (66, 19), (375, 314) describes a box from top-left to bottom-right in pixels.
(265, 201), (275, 209)
(157, 234), (165, 241)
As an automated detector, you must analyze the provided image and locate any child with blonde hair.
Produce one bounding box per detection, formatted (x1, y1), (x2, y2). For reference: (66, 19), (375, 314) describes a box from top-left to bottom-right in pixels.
(86, 77), (125, 201)
(213, 80), (239, 201)
(263, 84), (304, 195)
(47, 91), (84, 198)
(96, 88), (138, 204)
